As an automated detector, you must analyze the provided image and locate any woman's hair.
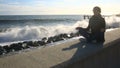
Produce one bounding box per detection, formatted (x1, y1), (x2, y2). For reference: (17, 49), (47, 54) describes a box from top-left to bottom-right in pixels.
(93, 6), (101, 13)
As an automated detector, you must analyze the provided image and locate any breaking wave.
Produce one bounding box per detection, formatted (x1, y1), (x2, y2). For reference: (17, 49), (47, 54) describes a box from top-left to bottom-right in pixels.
(0, 15), (120, 44)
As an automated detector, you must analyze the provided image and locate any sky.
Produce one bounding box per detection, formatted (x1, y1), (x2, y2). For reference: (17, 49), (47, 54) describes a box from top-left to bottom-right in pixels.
(0, 0), (120, 15)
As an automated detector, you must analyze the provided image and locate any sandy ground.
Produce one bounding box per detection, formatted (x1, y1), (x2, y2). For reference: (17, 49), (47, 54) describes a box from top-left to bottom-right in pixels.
(0, 28), (120, 68)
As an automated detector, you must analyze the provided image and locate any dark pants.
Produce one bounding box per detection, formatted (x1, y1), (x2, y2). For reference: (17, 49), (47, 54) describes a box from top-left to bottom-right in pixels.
(78, 27), (105, 43)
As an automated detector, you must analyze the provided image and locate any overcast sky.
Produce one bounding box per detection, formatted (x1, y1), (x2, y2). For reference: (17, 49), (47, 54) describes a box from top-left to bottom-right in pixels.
(0, 0), (120, 15)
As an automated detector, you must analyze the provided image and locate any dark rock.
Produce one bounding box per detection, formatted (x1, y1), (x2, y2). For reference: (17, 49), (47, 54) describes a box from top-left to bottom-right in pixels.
(47, 37), (54, 43)
(47, 34), (71, 43)
(10, 43), (23, 51)
(26, 41), (34, 47)
(37, 41), (46, 46)
(22, 41), (30, 49)
(23, 41), (28, 43)
(59, 34), (66, 39)
(42, 37), (47, 42)
(62, 33), (69, 39)
(33, 41), (40, 47)
(52, 35), (64, 42)
(70, 33), (77, 38)
(0, 46), (4, 55)
(3, 45), (12, 53)
(27, 41), (40, 47)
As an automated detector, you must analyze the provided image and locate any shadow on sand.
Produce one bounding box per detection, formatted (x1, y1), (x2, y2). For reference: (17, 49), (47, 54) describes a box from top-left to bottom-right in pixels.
(51, 41), (104, 68)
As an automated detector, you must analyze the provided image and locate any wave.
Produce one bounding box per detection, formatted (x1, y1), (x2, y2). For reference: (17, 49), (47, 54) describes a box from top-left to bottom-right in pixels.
(0, 25), (78, 43)
(0, 15), (120, 45)
(0, 28), (11, 32)
(76, 15), (120, 29)
(105, 15), (120, 28)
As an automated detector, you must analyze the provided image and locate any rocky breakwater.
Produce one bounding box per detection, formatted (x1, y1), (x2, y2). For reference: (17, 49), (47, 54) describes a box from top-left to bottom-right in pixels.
(0, 32), (80, 56)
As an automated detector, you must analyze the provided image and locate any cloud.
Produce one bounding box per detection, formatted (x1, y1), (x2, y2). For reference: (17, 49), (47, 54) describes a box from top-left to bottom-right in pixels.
(0, 0), (120, 15)
(0, 3), (49, 15)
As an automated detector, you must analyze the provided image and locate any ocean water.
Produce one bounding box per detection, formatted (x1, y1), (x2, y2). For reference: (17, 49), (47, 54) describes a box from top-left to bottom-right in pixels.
(0, 15), (120, 45)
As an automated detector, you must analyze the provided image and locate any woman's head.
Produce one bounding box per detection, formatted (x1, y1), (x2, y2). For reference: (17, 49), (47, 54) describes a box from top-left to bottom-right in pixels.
(93, 6), (101, 15)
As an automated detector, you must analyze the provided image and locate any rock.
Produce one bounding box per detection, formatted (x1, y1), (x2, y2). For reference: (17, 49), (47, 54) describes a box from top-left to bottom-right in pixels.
(22, 41), (30, 49)
(0, 46), (4, 55)
(62, 33), (70, 39)
(10, 43), (23, 51)
(47, 33), (72, 43)
(52, 35), (64, 42)
(70, 33), (78, 38)
(27, 41), (40, 47)
(47, 37), (54, 43)
(3, 45), (12, 53)
(37, 41), (46, 46)
(42, 37), (47, 42)
(32, 41), (40, 47)
(26, 41), (34, 47)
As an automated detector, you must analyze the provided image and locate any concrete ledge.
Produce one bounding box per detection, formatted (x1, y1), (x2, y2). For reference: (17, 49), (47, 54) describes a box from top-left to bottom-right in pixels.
(65, 36), (120, 68)
(0, 28), (120, 68)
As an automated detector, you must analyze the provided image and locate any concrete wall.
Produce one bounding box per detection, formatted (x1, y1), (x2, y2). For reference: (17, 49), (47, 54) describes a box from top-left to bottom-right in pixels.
(66, 39), (120, 68)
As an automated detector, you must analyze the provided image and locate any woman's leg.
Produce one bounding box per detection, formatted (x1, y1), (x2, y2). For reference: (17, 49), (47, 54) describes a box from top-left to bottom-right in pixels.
(78, 27), (91, 41)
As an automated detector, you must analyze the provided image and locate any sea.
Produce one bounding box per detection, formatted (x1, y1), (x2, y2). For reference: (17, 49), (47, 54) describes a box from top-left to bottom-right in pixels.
(0, 15), (120, 46)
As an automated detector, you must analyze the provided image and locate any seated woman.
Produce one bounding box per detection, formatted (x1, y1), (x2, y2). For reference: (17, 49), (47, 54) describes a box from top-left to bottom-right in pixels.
(76, 6), (106, 43)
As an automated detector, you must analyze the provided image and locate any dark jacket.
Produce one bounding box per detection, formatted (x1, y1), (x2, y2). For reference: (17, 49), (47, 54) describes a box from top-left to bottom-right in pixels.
(86, 14), (106, 42)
